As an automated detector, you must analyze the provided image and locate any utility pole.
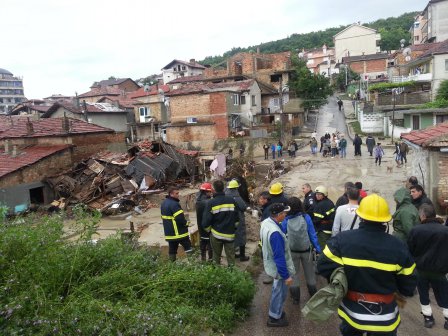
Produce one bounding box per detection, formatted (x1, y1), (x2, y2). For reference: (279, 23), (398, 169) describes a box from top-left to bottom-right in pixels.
(279, 77), (284, 141)
(391, 89), (396, 144)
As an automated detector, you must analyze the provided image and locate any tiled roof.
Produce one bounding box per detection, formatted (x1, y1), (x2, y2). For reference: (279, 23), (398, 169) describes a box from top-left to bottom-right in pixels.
(0, 116), (114, 140)
(166, 79), (255, 96)
(78, 86), (123, 98)
(401, 122), (448, 147)
(128, 84), (170, 99)
(342, 53), (390, 63)
(417, 40), (448, 59)
(0, 145), (72, 178)
(410, 42), (441, 52)
(93, 78), (130, 87)
(161, 59), (206, 70)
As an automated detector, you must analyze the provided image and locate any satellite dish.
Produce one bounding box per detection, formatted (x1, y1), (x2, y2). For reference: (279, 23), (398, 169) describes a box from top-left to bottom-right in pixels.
(405, 55), (411, 62)
(402, 47), (411, 56)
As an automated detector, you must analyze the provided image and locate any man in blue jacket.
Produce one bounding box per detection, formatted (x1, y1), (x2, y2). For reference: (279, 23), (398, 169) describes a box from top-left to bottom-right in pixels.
(161, 187), (192, 261)
(260, 203), (295, 327)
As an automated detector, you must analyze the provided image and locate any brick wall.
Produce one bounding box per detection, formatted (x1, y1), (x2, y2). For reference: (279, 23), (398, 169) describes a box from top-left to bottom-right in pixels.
(349, 59), (387, 74)
(0, 149), (73, 188)
(437, 154), (448, 208)
(170, 93), (211, 123)
(376, 91), (431, 105)
(166, 124), (219, 151)
(70, 132), (125, 161)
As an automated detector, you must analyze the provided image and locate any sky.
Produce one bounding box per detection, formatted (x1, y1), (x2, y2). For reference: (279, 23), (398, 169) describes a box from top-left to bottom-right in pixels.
(2, 0), (426, 99)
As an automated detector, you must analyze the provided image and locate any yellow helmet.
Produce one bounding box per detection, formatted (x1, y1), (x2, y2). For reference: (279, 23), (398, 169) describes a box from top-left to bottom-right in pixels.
(315, 185), (328, 197)
(269, 182), (283, 195)
(356, 194), (392, 223)
(227, 180), (240, 189)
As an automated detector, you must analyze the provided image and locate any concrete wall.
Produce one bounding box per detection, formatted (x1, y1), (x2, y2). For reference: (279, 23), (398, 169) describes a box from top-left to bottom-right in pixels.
(430, 1), (448, 42)
(0, 181), (54, 214)
(163, 64), (204, 85)
(433, 55), (448, 96)
(166, 124), (222, 151)
(403, 113), (434, 129)
(376, 91), (431, 106)
(359, 111), (384, 133)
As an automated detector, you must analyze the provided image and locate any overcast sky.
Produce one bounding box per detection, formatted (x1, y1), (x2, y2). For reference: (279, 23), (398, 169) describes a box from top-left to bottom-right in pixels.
(3, 0), (426, 99)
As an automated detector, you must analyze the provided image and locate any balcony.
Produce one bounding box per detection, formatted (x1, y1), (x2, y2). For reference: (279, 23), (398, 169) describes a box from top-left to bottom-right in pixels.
(391, 73), (432, 83)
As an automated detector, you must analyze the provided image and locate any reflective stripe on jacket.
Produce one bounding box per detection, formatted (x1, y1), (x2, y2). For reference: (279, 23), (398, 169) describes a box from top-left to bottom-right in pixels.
(202, 192), (237, 241)
(161, 196), (189, 241)
(313, 197), (335, 232)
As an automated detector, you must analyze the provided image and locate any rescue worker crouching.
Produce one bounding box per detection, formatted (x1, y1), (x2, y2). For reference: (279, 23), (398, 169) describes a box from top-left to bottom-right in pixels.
(161, 187), (193, 261)
(318, 194), (417, 335)
(313, 185), (335, 249)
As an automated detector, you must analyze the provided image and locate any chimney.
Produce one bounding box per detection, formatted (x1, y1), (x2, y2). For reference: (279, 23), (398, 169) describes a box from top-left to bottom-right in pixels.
(4, 140), (10, 154)
(257, 47), (260, 54)
(62, 116), (70, 133)
(83, 100), (88, 122)
(12, 145), (18, 158)
(323, 44), (327, 55)
(189, 58), (196, 64)
(26, 117), (34, 135)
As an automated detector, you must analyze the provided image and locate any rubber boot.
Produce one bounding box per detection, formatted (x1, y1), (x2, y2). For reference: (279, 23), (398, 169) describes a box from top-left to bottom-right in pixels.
(239, 246), (250, 262)
(289, 286), (300, 305)
(307, 285), (317, 297)
(200, 240), (207, 261)
(169, 254), (176, 262)
(207, 243), (213, 261)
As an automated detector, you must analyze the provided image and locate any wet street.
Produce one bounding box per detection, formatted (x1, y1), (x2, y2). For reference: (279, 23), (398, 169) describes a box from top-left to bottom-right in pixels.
(231, 98), (448, 336)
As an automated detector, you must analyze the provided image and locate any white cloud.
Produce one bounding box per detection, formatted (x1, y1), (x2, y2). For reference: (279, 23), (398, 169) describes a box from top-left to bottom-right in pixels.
(2, 0), (425, 98)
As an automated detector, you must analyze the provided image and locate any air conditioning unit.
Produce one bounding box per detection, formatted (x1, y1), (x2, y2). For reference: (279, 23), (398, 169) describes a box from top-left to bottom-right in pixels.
(187, 117), (197, 124)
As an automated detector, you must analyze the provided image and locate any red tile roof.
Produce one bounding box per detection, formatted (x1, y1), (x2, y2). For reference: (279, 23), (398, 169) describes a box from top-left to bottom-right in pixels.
(0, 145), (72, 178)
(78, 86), (124, 98)
(401, 122), (448, 147)
(166, 75), (204, 84)
(417, 40), (448, 59)
(0, 116), (114, 140)
(128, 84), (170, 99)
(161, 59), (206, 70)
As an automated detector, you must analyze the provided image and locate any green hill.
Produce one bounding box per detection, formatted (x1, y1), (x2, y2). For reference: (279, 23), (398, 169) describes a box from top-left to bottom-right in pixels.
(200, 12), (418, 66)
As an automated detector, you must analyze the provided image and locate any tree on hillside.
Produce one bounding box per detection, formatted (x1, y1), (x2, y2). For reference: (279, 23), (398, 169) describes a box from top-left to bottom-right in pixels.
(288, 56), (333, 111)
(334, 67), (360, 91)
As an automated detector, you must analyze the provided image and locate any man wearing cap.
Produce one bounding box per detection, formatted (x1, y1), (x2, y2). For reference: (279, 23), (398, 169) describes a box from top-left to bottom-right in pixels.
(318, 194), (417, 335)
(260, 203), (295, 327)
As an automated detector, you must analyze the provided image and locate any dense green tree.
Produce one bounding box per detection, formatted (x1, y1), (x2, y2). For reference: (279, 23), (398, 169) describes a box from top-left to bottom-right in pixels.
(288, 56), (333, 111)
(334, 67), (360, 91)
(436, 80), (448, 100)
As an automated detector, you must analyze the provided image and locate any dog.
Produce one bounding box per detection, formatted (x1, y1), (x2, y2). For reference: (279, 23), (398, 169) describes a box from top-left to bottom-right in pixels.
(386, 165), (393, 173)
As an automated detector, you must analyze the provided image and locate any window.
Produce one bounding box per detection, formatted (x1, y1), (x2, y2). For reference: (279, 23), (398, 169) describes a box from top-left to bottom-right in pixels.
(414, 36), (419, 41)
(412, 115), (420, 130)
(251, 95), (256, 106)
(445, 59), (448, 71)
(240, 95), (246, 105)
(181, 66), (186, 70)
(414, 22), (420, 28)
(273, 98), (280, 107)
(139, 106), (151, 123)
(187, 117), (197, 123)
(233, 94), (239, 105)
(436, 115), (448, 124)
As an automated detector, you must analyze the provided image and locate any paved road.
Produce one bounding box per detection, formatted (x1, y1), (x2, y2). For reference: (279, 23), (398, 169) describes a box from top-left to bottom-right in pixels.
(231, 99), (447, 335)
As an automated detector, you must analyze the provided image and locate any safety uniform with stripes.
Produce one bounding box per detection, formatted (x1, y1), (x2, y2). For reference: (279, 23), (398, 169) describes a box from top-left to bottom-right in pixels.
(317, 221), (417, 333)
(313, 197), (335, 235)
(161, 196), (189, 241)
(202, 192), (238, 241)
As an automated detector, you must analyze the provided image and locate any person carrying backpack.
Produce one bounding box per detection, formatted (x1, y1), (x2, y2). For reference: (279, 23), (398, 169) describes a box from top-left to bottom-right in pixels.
(283, 197), (322, 304)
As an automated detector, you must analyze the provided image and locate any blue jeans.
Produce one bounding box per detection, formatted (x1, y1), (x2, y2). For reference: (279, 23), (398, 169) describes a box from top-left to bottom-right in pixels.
(340, 147), (346, 158)
(269, 278), (288, 319)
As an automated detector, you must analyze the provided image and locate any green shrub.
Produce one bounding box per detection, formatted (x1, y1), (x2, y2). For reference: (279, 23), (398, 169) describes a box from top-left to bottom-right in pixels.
(436, 80), (448, 101)
(0, 212), (256, 335)
(368, 81), (416, 92)
(421, 98), (448, 109)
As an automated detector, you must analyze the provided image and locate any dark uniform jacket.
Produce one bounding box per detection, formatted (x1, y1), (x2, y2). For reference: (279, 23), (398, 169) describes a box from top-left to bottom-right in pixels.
(195, 191), (210, 239)
(161, 196), (189, 241)
(265, 193), (289, 215)
(318, 222), (417, 333)
(313, 197), (335, 233)
(202, 192), (238, 241)
(303, 191), (316, 217)
(411, 194), (433, 210)
(408, 218), (448, 274)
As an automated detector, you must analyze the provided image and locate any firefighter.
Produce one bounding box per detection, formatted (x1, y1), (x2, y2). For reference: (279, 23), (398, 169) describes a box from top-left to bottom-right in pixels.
(161, 187), (193, 261)
(312, 185), (335, 249)
(318, 194), (417, 335)
(196, 182), (213, 261)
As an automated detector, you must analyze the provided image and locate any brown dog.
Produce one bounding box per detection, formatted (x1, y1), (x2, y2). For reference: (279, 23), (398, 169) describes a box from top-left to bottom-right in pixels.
(386, 165), (393, 173)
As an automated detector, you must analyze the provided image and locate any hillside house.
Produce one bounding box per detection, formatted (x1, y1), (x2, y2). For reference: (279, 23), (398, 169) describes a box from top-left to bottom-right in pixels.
(161, 59), (206, 85)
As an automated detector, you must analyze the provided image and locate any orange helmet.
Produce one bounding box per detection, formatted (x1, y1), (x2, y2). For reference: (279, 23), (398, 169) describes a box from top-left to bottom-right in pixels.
(200, 182), (213, 191)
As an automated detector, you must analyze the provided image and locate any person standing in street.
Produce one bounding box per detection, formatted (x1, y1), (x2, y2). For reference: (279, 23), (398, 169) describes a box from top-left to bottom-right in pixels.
(392, 187), (420, 242)
(365, 134), (376, 156)
(161, 187), (193, 261)
(202, 180), (238, 266)
(337, 99), (343, 111)
(353, 134), (362, 156)
(195, 183), (213, 261)
(271, 143), (276, 159)
(374, 142), (385, 166)
(410, 184), (434, 210)
(332, 187), (360, 236)
(312, 185), (335, 249)
(408, 204), (448, 329)
(393, 142), (401, 167)
(263, 143), (269, 160)
(239, 143), (245, 156)
(399, 140), (409, 165)
(277, 142), (282, 158)
(260, 203), (295, 327)
(335, 182), (356, 209)
(310, 137), (318, 155)
(283, 197), (321, 304)
(226, 179), (250, 262)
(302, 183), (316, 218)
(320, 135), (325, 153)
(339, 135), (347, 158)
(318, 194), (417, 336)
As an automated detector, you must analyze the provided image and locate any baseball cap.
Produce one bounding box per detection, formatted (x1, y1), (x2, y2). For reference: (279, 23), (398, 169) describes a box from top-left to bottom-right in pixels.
(270, 203), (291, 215)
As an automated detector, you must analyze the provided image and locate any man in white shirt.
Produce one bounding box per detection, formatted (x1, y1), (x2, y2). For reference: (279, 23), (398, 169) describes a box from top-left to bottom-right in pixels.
(332, 187), (360, 236)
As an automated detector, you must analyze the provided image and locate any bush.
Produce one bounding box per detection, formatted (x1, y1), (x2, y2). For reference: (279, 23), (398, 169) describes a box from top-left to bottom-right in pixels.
(0, 212), (255, 335)
(368, 81), (416, 92)
(436, 80), (448, 101)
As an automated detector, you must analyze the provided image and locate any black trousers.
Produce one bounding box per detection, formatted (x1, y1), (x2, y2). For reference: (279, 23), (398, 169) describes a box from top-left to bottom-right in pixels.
(417, 272), (448, 308)
(340, 320), (397, 336)
(168, 237), (192, 256)
(264, 150), (269, 159)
